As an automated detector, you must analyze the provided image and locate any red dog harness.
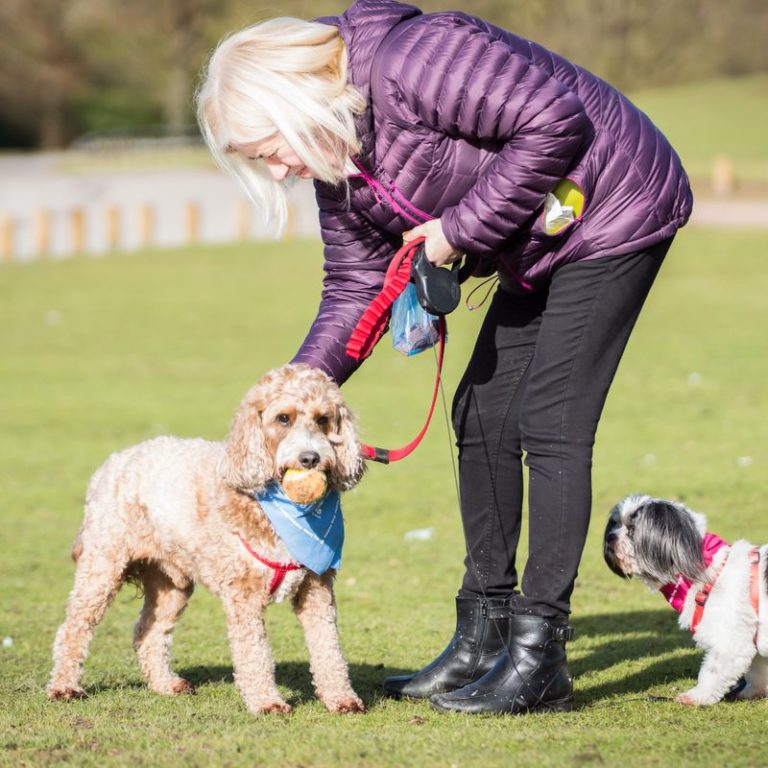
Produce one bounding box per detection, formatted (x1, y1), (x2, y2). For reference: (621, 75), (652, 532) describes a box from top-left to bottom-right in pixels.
(346, 237), (447, 464)
(688, 545), (760, 638)
(237, 533), (302, 595)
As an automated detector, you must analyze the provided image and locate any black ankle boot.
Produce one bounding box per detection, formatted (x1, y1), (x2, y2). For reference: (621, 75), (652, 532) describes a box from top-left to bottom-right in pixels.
(382, 596), (512, 699)
(430, 614), (574, 714)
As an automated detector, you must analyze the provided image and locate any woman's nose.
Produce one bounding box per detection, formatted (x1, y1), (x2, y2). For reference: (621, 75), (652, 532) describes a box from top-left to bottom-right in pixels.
(267, 163), (290, 181)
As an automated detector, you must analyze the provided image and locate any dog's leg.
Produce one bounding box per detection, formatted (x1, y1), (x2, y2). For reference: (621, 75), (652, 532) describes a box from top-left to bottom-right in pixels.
(48, 552), (126, 700)
(739, 656), (768, 700)
(220, 588), (291, 715)
(133, 563), (195, 695)
(676, 641), (756, 706)
(293, 572), (364, 714)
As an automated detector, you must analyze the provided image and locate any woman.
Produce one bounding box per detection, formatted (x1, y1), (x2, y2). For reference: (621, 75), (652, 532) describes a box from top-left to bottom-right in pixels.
(197, 0), (692, 714)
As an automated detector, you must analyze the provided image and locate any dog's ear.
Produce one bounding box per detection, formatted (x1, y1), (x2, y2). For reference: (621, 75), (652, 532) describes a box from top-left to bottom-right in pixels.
(603, 503), (629, 578)
(221, 384), (273, 492)
(329, 402), (365, 491)
(633, 500), (705, 583)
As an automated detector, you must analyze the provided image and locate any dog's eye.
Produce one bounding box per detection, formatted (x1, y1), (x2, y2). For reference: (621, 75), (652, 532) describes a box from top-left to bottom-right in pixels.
(316, 415), (330, 428)
(276, 413), (292, 426)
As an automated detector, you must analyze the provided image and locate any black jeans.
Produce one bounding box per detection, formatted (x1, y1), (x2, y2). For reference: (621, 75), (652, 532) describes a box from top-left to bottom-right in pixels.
(451, 240), (672, 618)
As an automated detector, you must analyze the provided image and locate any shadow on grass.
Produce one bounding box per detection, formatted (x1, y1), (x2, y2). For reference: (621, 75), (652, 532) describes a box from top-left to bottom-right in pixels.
(176, 661), (407, 709)
(174, 609), (700, 709)
(571, 609), (700, 704)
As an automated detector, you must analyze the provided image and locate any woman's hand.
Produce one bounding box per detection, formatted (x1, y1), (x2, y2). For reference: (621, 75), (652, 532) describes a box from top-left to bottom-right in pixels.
(403, 218), (462, 267)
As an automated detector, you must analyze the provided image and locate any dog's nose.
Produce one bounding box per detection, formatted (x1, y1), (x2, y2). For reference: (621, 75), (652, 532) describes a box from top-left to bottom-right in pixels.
(298, 451), (321, 470)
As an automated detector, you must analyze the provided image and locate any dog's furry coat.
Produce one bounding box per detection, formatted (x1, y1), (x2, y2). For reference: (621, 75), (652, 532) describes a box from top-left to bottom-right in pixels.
(604, 495), (768, 705)
(48, 364), (366, 714)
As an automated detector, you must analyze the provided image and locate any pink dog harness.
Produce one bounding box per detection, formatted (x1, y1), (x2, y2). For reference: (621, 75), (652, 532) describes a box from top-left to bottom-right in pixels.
(660, 533), (729, 614)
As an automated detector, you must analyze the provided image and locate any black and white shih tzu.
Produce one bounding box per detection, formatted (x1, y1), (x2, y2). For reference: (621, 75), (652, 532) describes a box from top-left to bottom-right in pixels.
(604, 494), (768, 705)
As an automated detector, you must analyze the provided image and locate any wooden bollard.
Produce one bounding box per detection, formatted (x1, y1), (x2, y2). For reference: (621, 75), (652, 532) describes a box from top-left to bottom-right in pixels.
(712, 155), (735, 197)
(140, 204), (155, 247)
(236, 200), (251, 240)
(284, 201), (297, 239)
(1, 214), (14, 262)
(35, 209), (52, 256)
(106, 205), (120, 250)
(185, 201), (200, 243)
(70, 208), (86, 253)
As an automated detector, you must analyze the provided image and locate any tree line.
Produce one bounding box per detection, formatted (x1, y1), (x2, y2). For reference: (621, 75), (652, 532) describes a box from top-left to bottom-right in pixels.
(1, 0), (766, 149)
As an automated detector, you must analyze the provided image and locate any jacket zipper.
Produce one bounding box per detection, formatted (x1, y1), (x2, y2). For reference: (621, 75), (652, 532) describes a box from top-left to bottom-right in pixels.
(351, 157), (431, 226)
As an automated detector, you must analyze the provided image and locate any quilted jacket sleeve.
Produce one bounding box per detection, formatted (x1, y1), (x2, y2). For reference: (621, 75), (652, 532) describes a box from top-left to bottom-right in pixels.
(379, 16), (591, 256)
(291, 182), (400, 384)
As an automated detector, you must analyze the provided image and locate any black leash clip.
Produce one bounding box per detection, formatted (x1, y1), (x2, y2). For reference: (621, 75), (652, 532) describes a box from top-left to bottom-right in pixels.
(410, 245), (461, 316)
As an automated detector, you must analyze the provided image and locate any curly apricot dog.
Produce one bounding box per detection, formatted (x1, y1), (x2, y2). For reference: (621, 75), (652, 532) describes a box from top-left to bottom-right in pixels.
(48, 364), (365, 714)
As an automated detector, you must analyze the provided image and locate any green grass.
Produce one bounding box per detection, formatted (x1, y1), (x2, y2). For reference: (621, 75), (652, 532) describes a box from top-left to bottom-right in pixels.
(1, 228), (767, 767)
(630, 73), (768, 189)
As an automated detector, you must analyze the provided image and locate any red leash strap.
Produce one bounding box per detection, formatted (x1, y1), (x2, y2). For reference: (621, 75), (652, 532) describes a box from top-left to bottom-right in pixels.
(346, 238), (425, 362)
(345, 237), (447, 465)
(360, 315), (446, 464)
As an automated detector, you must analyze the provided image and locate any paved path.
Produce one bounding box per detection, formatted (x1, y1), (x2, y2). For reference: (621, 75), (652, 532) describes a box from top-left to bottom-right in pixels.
(688, 199), (768, 229)
(1, 152), (766, 261)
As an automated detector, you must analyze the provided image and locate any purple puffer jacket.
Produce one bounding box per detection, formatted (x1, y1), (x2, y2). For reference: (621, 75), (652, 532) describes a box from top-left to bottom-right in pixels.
(293, 0), (693, 384)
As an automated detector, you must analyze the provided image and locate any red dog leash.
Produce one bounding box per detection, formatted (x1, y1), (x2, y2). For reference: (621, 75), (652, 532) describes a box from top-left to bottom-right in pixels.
(345, 238), (448, 464)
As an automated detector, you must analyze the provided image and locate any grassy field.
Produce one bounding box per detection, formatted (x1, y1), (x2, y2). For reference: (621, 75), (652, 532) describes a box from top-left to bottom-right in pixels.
(1, 226), (767, 767)
(630, 73), (768, 190)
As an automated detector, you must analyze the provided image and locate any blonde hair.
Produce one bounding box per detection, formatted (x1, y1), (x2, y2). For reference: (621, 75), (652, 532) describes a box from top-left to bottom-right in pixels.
(196, 18), (366, 233)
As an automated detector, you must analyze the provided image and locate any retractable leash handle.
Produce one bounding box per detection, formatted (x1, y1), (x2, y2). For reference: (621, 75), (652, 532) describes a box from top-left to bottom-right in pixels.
(345, 238), (459, 464)
(410, 245), (461, 315)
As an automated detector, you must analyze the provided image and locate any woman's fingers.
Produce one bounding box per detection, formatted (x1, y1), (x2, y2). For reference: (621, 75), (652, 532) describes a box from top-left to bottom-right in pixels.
(402, 219), (461, 266)
(402, 226), (424, 242)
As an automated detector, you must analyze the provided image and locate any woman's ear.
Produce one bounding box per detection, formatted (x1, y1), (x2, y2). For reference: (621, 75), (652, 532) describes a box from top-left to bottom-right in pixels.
(221, 386), (273, 492)
(329, 402), (365, 491)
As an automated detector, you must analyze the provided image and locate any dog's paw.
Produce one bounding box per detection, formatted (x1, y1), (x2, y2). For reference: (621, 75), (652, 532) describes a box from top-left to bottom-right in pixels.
(48, 686), (88, 702)
(170, 678), (196, 695)
(675, 688), (718, 707)
(251, 699), (292, 715)
(325, 695), (366, 714)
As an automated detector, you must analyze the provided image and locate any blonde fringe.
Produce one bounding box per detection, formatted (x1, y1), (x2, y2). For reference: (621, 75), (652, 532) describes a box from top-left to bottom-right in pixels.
(196, 19), (365, 234)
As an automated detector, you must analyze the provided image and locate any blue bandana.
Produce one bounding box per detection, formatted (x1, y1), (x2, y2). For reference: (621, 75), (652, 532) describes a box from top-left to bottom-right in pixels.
(253, 482), (343, 575)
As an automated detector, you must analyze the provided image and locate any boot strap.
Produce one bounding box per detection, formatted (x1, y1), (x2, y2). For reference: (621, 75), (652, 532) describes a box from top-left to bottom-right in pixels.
(552, 625), (574, 642)
(483, 603), (514, 620)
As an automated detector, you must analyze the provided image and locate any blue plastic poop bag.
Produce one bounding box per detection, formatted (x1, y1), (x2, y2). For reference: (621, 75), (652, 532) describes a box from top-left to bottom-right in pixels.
(391, 283), (442, 356)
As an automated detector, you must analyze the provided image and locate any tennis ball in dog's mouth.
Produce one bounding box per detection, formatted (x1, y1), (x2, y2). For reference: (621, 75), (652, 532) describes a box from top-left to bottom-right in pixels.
(281, 469), (328, 504)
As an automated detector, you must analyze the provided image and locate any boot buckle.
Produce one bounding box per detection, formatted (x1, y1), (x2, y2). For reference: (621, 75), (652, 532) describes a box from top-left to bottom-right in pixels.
(552, 626), (574, 642)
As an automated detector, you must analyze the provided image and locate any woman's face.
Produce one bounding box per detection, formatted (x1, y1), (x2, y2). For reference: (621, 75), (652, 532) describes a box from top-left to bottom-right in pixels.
(236, 135), (315, 181)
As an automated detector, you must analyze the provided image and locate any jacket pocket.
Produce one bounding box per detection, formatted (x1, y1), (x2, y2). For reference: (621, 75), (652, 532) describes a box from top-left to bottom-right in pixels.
(532, 177), (587, 238)
(502, 176), (588, 281)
